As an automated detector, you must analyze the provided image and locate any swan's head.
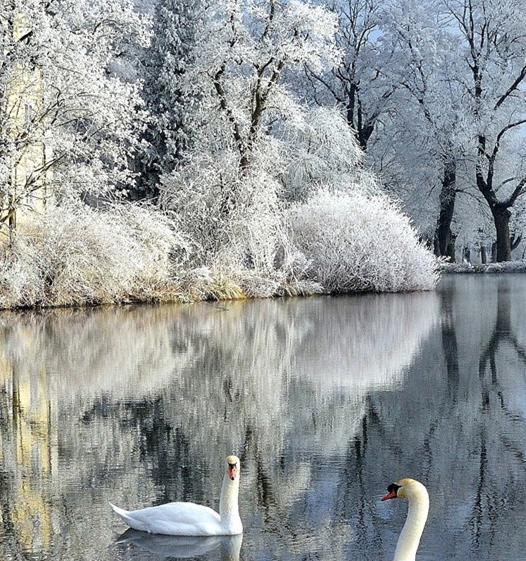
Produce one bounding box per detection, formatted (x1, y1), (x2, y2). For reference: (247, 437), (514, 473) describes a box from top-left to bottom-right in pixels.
(226, 455), (240, 481)
(381, 478), (427, 501)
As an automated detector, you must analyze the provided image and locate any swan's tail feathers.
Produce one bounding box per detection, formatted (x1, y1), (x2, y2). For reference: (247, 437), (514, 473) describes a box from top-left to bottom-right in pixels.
(109, 502), (151, 533)
(109, 502), (128, 517)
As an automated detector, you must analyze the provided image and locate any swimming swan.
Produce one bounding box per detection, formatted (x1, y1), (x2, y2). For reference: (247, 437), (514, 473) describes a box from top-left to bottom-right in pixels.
(381, 478), (429, 561)
(110, 455), (242, 536)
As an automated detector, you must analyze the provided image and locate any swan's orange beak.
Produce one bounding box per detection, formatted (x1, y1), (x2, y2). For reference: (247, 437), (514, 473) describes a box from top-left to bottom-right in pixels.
(381, 489), (397, 501)
(382, 482), (401, 501)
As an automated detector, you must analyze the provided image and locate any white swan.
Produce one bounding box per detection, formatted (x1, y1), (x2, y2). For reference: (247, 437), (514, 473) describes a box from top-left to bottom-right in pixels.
(110, 455), (243, 536)
(381, 478), (429, 561)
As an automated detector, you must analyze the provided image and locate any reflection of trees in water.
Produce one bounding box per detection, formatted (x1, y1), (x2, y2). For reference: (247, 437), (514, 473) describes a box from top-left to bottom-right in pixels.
(124, 398), (197, 503)
(349, 276), (526, 560)
(0, 279), (516, 561)
(0, 292), (440, 559)
(441, 279), (460, 398)
(470, 277), (526, 555)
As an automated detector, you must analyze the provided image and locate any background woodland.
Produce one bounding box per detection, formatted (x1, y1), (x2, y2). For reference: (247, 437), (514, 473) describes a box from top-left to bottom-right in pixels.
(3, 0), (526, 307)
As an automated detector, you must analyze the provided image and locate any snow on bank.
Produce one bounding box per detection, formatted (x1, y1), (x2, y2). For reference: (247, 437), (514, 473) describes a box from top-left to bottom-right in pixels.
(441, 261), (526, 274)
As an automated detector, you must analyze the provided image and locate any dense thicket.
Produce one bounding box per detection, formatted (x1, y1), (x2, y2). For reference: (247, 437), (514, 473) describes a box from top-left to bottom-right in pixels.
(22, 0), (526, 307)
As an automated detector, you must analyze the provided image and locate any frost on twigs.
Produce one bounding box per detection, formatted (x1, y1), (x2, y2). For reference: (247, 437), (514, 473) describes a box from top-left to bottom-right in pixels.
(0, 203), (189, 309)
(289, 190), (440, 293)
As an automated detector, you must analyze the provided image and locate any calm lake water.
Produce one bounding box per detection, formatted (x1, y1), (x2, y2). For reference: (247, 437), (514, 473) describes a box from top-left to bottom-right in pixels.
(1, 274), (526, 561)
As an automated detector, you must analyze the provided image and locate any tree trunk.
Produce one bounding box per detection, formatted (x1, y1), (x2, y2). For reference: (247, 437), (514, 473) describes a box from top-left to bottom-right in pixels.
(480, 245), (487, 264)
(346, 86), (374, 151)
(491, 204), (512, 262)
(435, 160), (457, 260)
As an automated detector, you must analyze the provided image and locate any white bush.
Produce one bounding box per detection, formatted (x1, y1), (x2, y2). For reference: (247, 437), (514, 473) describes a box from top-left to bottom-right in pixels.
(289, 190), (439, 292)
(0, 203), (189, 308)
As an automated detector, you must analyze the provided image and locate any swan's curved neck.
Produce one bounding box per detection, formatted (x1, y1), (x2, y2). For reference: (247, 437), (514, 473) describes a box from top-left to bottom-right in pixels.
(219, 472), (240, 523)
(394, 489), (429, 561)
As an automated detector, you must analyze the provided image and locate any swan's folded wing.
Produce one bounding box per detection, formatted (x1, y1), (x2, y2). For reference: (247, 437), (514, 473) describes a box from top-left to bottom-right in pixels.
(111, 502), (222, 536)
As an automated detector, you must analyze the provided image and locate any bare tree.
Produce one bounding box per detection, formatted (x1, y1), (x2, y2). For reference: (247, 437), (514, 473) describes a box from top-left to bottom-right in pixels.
(444, 0), (526, 261)
(305, 0), (396, 150)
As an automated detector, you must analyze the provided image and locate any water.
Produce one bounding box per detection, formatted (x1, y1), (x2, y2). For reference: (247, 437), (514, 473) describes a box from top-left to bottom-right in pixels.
(1, 274), (526, 560)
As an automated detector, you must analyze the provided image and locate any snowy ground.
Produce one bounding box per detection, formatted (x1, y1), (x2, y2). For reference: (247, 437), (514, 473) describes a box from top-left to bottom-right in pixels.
(441, 260), (526, 274)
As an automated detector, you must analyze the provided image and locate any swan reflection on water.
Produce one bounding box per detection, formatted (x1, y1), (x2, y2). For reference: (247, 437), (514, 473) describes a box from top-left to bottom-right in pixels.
(115, 531), (242, 560)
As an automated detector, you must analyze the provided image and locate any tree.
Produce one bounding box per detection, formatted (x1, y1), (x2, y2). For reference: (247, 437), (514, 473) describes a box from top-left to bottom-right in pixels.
(279, 105), (373, 202)
(353, 0), (526, 262)
(376, 0), (468, 260)
(0, 0), (151, 236)
(386, 0), (526, 262)
(133, 0), (201, 200)
(161, 0), (340, 270)
(305, 0), (396, 150)
(443, 0), (526, 261)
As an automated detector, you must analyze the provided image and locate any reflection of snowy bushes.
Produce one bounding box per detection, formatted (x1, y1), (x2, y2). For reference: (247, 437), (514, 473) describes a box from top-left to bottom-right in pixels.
(289, 190), (439, 292)
(0, 288), (441, 555)
(0, 204), (189, 308)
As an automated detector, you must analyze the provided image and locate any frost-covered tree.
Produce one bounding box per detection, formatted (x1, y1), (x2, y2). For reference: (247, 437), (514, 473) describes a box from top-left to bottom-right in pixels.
(133, 0), (201, 199)
(444, 0), (526, 261)
(279, 105), (378, 201)
(305, 0), (396, 150)
(375, 0), (470, 260)
(301, 0), (468, 258)
(370, 0), (526, 262)
(161, 0), (340, 270)
(0, 0), (151, 234)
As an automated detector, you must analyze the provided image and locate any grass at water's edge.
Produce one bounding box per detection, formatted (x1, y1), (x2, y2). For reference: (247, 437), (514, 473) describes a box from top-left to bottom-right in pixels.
(0, 275), (328, 311)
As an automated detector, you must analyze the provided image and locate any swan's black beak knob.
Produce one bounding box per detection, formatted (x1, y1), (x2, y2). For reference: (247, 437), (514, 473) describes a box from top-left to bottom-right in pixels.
(228, 462), (238, 480)
(381, 483), (401, 501)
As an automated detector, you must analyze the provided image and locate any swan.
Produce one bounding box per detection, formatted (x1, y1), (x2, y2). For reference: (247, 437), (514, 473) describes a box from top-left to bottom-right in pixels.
(381, 478), (429, 561)
(110, 455), (243, 536)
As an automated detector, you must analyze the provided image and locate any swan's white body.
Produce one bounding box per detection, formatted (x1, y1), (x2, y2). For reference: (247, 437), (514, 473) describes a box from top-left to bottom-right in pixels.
(110, 456), (242, 536)
(382, 478), (429, 561)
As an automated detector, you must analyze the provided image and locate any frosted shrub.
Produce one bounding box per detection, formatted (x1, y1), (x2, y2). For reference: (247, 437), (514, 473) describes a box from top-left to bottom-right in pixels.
(289, 190), (439, 293)
(0, 203), (189, 308)
(161, 148), (247, 266)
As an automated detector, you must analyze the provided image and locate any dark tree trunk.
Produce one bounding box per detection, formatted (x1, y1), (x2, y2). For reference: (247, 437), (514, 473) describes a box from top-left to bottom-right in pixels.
(480, 245), (487, 264)
(435, 160), (457, 260)
(491, 204), (512, 262)
(346, 87), (374, 151)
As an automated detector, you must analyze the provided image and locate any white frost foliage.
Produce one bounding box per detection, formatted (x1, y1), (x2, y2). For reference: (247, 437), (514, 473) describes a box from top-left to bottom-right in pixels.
(3, 0), (152, 201)
(162, 129), (289, 269)
(281, 106), (377, 200)
(214, 169), (289, 273)
(289, 190), (439, 293)
(0, 204), (188, 308)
